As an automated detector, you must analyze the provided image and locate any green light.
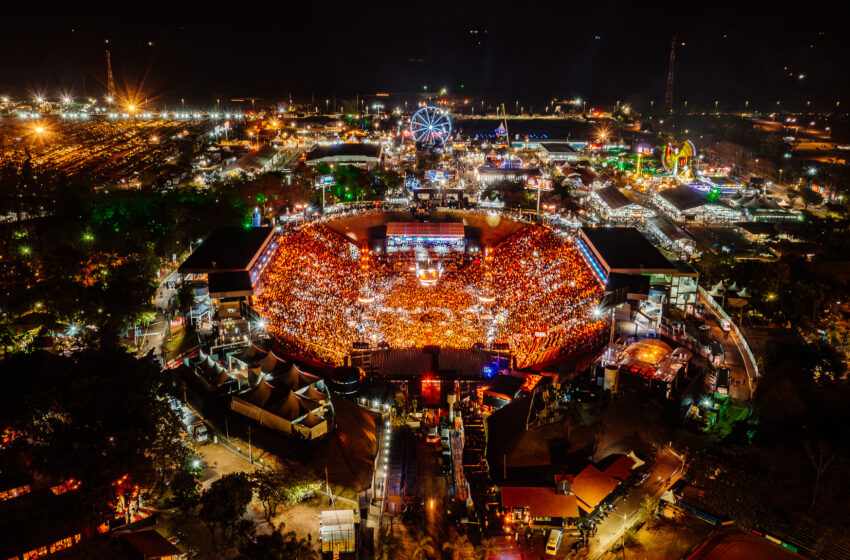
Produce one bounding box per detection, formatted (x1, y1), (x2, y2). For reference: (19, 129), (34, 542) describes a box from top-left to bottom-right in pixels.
(20, 246), (31, 256)
(82, 233), (94, 242)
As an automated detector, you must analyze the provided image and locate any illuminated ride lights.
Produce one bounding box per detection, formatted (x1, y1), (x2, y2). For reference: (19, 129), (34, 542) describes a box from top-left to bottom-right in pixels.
(661, 139), (695, 175)
(410, 106), (452, 146)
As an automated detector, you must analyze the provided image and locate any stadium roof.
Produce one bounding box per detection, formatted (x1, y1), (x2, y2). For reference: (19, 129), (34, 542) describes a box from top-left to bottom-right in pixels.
(305, 143), (382, 162)
(208, 271), (253, 297)
(179, 226), (274, 274)
(579, 227), (677, 276)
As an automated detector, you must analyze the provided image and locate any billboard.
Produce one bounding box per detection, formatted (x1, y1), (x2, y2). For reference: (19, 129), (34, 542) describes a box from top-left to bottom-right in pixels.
(314, 174), (335, 188)
(425, 169), (453, 183)
(525, 176), (552, 190)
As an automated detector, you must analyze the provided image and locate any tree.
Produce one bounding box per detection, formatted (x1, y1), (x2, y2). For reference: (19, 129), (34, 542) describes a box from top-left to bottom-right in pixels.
(689, 446), (781, 530)
(442, 532), (475, 560)
(171, 512), (219, 558)
(638, 495), (660, 522)
(409, 530), (437, 560)
(799, 188), (824, 209)
(376, 526), (402, 560)
(200, 473), (254, 538)
(0, 348), (189, 523)
(238, 529), (318, 560)
(475, 536), (498, 560)
(590, 418), (609, 460)
(171, 470), (201, 510)
(251, 467), (289, 521)
(562, 399), (583, 443)
(804, 438), (838, 510)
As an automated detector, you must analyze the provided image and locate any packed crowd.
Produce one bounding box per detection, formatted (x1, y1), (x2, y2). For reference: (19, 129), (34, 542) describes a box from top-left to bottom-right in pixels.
(254, 223), (606, 366)
(253, 225), (369, 365)
(457, 226), (607, 364)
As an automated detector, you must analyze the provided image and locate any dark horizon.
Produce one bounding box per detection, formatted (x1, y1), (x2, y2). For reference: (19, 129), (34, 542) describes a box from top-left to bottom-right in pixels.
(1, 1), (848, 111)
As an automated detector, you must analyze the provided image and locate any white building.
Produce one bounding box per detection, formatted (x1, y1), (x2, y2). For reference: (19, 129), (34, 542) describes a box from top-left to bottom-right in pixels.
(538, 142), (583, 163)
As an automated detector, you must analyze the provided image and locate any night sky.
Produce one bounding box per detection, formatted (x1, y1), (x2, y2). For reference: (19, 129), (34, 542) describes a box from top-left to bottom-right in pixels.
(1, 1), (848, 110)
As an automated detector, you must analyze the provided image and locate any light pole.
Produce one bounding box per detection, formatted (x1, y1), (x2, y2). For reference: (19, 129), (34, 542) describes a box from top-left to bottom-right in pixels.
(613, 509), (638, 559)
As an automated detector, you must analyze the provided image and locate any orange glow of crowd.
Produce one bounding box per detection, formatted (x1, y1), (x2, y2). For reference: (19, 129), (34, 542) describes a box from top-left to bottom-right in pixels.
(253, 223), (607, 366)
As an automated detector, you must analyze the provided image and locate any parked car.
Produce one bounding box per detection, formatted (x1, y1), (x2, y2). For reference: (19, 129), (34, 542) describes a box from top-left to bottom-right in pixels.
(633, 471), (651, 487)
(545, 529), (563, 555)
(715, 367), (731, 394)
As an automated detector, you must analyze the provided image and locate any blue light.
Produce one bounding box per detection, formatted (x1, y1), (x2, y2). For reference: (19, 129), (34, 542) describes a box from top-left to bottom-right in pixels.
(483, 365), (495, 378)
(575, 238), (607, 286)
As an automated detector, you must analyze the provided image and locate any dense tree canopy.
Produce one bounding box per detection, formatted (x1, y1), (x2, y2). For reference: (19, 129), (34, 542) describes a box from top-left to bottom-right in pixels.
(0, 347), (189, 522)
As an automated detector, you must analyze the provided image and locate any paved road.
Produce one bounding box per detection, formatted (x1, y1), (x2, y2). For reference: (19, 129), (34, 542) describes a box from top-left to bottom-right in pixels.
(697, 294), (755, 400)
(137, 271), (178, 358)
(419, 440), (451, 544)
(587, 447), (685, 559)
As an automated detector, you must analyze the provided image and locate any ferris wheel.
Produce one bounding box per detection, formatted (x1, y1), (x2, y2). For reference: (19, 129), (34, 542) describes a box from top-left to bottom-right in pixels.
(410, 106), (452, 146)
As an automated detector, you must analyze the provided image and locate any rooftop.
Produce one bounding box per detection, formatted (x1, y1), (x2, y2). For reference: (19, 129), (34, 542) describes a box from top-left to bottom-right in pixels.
(179, 226), (274, 273)
(595, 185), (635, 210)
(579, 227), (676, 275)
(501, 486), (580, 518)
(650, 216), (694, 242)
(572, 465), (619, 512)
(659, 185), (719, 211)
(235, 144), (278, 172)
(207, 270), (253, 296)
(120, 530), (182, 558)
(305, 143), (382, 161)
(539, 142), (578, 153)
(483, 374), (527, 401)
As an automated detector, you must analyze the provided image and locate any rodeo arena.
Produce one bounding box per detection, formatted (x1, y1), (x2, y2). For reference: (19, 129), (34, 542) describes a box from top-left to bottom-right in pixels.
(163, 107), (721, 558)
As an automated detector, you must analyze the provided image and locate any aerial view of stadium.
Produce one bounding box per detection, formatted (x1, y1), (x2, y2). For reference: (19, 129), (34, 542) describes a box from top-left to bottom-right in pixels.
(253, 212), (607, 368)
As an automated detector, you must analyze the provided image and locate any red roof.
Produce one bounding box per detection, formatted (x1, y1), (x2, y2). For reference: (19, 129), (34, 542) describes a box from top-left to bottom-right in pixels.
(501, 486), (580, 519)
(120, 531), (181, 559)
(572, 465), (619, 512)
(602, 455), (636, 481)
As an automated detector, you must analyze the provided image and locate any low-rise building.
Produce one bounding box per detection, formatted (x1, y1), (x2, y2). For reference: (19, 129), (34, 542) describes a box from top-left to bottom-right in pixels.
(304, 143), (382, 168)
(475, 165), (541, 185)
(538, 142), (583, 163)
(500, 454), (637, 526)
(728, 192), (799, 222)
(646, 216), (697, 255)
(588, 185), (654, 221)
(653, 186), (741, 223)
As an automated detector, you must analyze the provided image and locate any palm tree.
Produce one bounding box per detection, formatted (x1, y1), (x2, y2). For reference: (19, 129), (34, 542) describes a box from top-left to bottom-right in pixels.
(442, 533), (475, 560)
(475, 537), (499, 560)
(409, 530), (436, 560)
(590, 418), (609, 460)
(562, 400), (584, 443)
(376, 527), (402, 560)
